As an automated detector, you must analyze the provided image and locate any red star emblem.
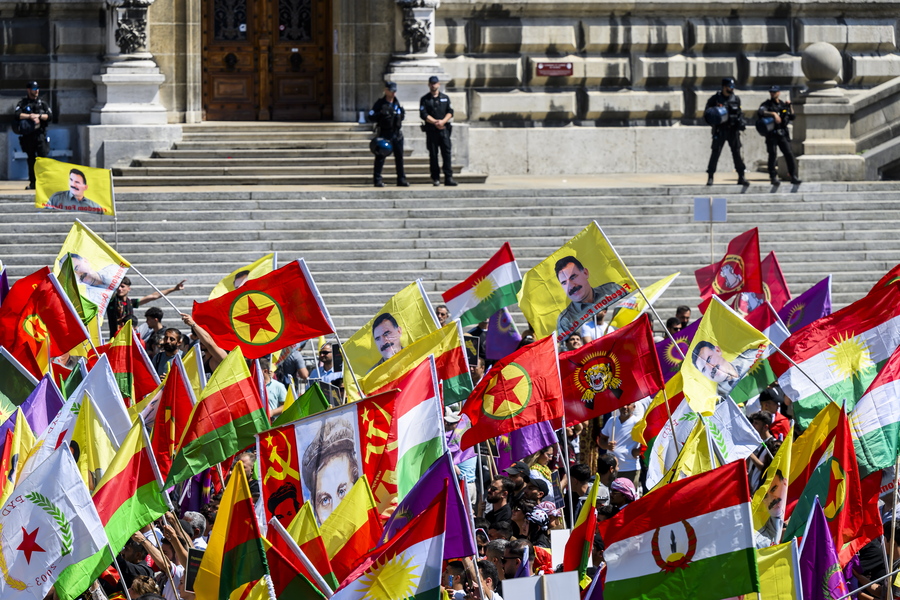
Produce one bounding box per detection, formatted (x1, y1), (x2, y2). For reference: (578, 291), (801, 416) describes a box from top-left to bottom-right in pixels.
(234, 296), (277, 340)
(17, 526), (46, 564)
(488, 373), (526, 413)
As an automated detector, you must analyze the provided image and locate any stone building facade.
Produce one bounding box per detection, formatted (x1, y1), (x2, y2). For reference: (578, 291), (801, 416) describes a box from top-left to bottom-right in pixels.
(2, 0), (899, 178)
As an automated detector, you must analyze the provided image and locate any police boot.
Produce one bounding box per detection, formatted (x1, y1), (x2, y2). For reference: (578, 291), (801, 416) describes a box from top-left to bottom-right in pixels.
(790, 175), (802, 184)
(706, 175), (714, 186)
(397, 177), (409, 187)
(374, 179), (385, 188)
(770, 175), (779, 185)
(737, 174), (749, 186)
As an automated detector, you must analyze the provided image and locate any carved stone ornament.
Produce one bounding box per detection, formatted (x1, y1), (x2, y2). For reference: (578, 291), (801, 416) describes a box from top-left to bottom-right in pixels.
(402, 9), (431, 54)
(113, 0), (154, 54)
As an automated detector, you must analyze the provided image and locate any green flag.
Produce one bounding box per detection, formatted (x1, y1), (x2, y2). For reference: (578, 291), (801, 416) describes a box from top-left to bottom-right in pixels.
(0, 347), (38, 409)
(61, 358), (87, 399)
(272, 383), (330, 427)
(59, 253), (99, 325)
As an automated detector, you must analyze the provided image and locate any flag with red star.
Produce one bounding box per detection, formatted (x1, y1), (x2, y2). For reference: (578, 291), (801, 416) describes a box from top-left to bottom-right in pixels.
(0, 267), (90, 378)
(192, 259), (335, 360)
(0, 445), (109, 600)
(459, 335), (563, 450)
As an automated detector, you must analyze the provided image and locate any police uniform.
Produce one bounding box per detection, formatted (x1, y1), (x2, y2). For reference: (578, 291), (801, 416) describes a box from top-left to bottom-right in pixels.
(14, 84), (52, 189)
(367, 86), (408, 187)
(419, 78), (456, 185)
(758, 87), (800, 185)
(706, 78), (746, 185)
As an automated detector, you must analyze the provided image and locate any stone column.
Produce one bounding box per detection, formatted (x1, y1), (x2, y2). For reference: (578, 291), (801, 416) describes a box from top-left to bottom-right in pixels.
(792, 42), (865, 181)
(385, 0), (447, 108)
(81, 0), (181, 168)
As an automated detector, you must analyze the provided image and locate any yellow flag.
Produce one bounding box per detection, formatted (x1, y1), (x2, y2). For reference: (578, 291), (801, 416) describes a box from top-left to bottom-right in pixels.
(53, 220), (130, 320)
(0, 409), (36, 504)
(70, 394), (118, 492)
(519, 221), (638, 340)
(752, 430), (792, 530)
(342, 281), (438, 377)
(610, 272), (680, 329)
(682, 296), (769, 414)
(35, 157), (115, 216)
(282, 384), (297, 412)
(650, 418), (717, 491)
(128, 380), (164, 425)
(287, 501), (323, 546)
(753, 540), (801, 600)
(788, 402), (841, 488)
(633, 371), (683, 445)
(320, 477), (377, 558)
(208, 253), (277, 300)
(181, 345), (205, 398)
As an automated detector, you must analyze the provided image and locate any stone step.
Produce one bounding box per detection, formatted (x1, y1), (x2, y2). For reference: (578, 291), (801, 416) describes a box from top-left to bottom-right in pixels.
(152, 149), (378, 159)
(173, 140), (373, 150)
(113, 164), (462, 177)
(181, 122), (368, 133)
(181, 131), (375, 142)
(109, 173), (488, 186)
(134, 157), (425, 168)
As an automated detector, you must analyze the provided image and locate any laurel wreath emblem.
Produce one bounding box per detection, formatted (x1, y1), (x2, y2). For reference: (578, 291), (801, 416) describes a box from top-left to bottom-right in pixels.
(26, 492), (73, 556)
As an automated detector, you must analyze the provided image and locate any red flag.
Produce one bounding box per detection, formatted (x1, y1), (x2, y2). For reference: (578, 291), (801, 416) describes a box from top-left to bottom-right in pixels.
(460, 335), (562, 450)
(192, 260), (334, 360)
(559, 314), (664, 426)
(150, 356), (196, 482)
(0, 267), (88, 376)
(759, 251), (791, 311)
(88, 322), (159, 406)
(695, 228), (763, 309)
(258, 424), (303, 528)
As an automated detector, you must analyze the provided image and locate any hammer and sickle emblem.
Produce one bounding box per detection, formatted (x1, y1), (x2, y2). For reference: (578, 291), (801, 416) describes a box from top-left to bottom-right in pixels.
(263, 430), (299, 483)
(363, 403), (395, 464)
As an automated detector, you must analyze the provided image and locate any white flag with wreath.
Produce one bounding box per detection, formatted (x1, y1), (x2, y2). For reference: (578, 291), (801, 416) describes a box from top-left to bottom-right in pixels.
(0, 445), (108, 600)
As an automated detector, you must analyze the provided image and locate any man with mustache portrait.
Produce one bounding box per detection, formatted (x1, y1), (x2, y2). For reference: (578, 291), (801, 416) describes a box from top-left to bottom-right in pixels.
(369, 312), (404, 372)
(555, 255), (624, 339)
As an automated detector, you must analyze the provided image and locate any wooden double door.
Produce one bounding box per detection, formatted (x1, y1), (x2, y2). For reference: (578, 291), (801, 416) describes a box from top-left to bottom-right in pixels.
(202, 0), (332, 120)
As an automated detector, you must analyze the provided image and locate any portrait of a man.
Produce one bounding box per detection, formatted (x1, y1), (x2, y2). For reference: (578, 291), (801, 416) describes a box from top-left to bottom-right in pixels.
(267, 482), (302, 524)
(47, 169), (104, 213)
(59, 252), (119, 306)
(691, 340), (760, 396)
(300, 414), (361, 524)
(370, 312), (403, 371)
(555, 255), (625, 338)
(233, 269), (251, 289)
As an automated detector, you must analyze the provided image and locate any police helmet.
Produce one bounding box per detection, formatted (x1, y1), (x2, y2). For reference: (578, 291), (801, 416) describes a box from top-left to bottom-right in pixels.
(369, 137), (393, 157)
(756, 116), (776, 136)
(704, 106), (729, 126)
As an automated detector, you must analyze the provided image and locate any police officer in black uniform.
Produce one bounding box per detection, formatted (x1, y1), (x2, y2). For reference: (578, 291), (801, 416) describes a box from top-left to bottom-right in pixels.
(706, 77), (747, 186)
(419, 75), (457, 186)
(368, 82), (408, 188)
(14, 81), (52, 190)
(758, 85), (801, 186)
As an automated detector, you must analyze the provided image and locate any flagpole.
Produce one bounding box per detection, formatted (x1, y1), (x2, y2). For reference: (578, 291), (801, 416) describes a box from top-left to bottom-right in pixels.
(835, 565), (900, 600)
(475, 443), (485, 518)
(553, 331), (576, 528)
(156, 516), (185, 600)
(109, 547), (134, 600)
(129, 264), (183, 315)
(661, 386), (683, 454)
(331, 330), (364, 402)
(890, 456), (900, 575)
(770, 344), (839, 405)
(268, 518), (335, 597)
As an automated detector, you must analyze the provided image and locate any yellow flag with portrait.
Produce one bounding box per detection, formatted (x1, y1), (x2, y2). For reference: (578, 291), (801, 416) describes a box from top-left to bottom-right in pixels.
(519, 221), (638, 340)
(208, 253), (277, 300)
(681, 296), (769, 414)
(35, 157), (115, 216)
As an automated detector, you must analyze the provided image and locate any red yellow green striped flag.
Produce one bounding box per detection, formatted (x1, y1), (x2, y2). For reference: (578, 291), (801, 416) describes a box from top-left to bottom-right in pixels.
(564, 475), (601, 588)
(164, 347), (269, 488)
(195, 463), (268, 600)
(90, 321), (159, 407)
(320, 477), (382, 583)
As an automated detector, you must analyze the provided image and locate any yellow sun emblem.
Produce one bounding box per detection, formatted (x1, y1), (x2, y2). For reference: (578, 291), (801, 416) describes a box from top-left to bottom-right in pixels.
(472, 276), (496, 301)
(663, 335), (689, 368)
(353, 553), (420, 600)
(785, 302), (805, 330)
(827, 333), (874, 381)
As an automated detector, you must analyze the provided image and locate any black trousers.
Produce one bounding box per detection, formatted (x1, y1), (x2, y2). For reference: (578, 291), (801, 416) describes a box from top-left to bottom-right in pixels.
(374, 135), (406, 182)
(707, 128), (745, 176)
(766, 132), (797, 178)
(425, 127), (452, 180)
(19, 134), (49, 186)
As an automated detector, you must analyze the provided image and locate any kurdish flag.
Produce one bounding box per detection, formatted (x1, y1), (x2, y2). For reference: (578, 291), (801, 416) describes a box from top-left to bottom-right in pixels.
(333, 489), (445, 599)
(91, 321), (160, 406)
(851, 346), (900, 478)
(563, 476), (600, 588)
(195, 463), (268, 600)
(598, 461), (759, 600)
(355, 321), (473, 405)
(442, 242), (522, 327)
(165, 347), (269, 488)
(287, 502), (339, 591)
(770, 274), (900, 428)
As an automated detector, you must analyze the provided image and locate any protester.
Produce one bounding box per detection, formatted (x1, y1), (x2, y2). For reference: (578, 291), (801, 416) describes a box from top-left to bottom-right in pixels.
(260, 356), (287, 417)
(106, 277), (186, 338)
(598, 404), (641, 487)
(151, 328), (182, 377)
(485, 477), (514, 526)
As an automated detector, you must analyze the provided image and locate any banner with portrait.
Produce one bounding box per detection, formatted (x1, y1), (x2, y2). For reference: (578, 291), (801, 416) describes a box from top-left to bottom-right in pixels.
(34, 157), (115, 216)
(342, 280), (439, 377)
(519, 221), (638, 340)
(53, 220), (130, 322)
(208, 253), (277, 300)
(257, 389), (400, 528)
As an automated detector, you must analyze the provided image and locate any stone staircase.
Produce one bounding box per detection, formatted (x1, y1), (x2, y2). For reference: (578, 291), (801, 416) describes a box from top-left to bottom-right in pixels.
(111, 123), (487, 187)
(1, 182), (898, 339)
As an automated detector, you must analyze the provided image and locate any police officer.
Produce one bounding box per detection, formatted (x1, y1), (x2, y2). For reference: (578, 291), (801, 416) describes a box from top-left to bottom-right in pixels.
(758, 85), (801, 186)
(706, 77), (747, 186)
(419, 75), (457, 186)
(14, 81), (52, 190)
(368, 82), (408, 188)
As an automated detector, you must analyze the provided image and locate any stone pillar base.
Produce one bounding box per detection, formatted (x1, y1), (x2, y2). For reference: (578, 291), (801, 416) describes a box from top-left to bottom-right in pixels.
(80, 124), (182, 169)
(386, 57), (446, 111)
(91, 57), (168, 125)
(797, 154), (866, 181)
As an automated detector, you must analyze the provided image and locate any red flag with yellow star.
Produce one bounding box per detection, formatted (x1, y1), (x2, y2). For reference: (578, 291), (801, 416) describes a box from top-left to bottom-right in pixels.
(192, 259), (335, 360)
(0, 267), (89, 377)
(459, 335), (563, 450)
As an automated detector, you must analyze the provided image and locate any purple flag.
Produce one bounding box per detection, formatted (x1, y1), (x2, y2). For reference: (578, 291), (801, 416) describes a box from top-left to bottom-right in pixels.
(379, 453), (476, 559)
(446, 413), (477, 465)
(779, 275), (832, 334)
(495, 420), (557, 472)
(0, 268), (8, 306)
(180, 469), (214, 515)
(655, 318), (700, 381)
(799, 499), (849, 600)
(20, 375), (64, 436)
(486, 308), (521, 361)
(515, 543), (532, 578)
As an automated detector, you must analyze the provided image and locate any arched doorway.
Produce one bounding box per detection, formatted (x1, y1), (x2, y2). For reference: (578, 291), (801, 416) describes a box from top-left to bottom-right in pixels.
(201, 0), (333, 120)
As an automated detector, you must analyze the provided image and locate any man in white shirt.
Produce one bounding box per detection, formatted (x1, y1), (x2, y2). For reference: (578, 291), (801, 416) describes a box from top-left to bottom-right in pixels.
(308, 343), (341, 384)
(598, 403), (641, 487)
